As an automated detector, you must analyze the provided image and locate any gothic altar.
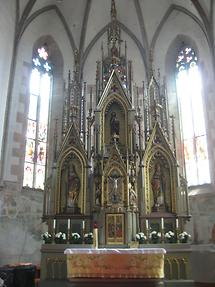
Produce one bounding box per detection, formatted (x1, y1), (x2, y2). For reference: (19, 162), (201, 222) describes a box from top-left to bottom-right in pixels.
(40, 0), (191, 284)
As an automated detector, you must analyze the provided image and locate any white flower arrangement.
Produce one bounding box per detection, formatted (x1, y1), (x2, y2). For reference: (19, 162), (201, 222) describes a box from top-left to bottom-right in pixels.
(55, 232), (66, 240)
(149, 230), (161, 243)
(164, 231), (176, 243)
(54, 232), (66, 243)
(84, 232), (93, 244)
(135, 232), (147, 243)
(178, 231), (191, 243)
(71, 232), (81, 240)
(41, 231), (52, 243)
(70, 232), (82, 244)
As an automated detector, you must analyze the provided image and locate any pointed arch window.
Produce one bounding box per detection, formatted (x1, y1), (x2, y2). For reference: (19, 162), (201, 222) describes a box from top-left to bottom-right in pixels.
(23, 45), (52, 189)
(176, 46), (210, 186)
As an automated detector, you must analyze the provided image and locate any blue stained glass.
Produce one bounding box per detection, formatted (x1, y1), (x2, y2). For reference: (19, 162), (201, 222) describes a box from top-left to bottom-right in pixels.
(32, 46), (52, 74)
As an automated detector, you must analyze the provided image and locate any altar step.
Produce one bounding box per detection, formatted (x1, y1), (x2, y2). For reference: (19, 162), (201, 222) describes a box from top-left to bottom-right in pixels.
(40, 278), (164, 287)
(165, 280), (194, 286)
(39, 279), (196, 287)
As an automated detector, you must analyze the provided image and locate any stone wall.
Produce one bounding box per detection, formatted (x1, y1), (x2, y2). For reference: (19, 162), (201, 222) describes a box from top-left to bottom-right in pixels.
(187, 185), (215, 244)
(0, 182), (46, 266)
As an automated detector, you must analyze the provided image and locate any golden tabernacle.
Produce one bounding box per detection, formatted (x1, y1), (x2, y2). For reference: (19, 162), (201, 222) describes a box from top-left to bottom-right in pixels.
(64, 248), (166, 279)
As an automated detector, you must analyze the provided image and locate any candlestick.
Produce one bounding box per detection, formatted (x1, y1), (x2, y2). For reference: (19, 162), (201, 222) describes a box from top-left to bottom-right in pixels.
(93, 228), (98, 249)
(146, 219), (149, 230)
(176, 218), (179, 229)
(161, 218), (164, 230)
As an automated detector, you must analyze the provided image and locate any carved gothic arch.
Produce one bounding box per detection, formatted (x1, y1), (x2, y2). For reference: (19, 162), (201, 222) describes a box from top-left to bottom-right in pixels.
(144, 146), (177, 214)
(55, 146), (87, 215)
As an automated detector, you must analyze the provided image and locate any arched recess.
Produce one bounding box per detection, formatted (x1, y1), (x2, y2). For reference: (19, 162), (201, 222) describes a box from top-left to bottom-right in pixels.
(101, 92), (131, 151)
(144, 144), (178, 214)
(164, 34), (213, 183)
(144, 145), (177, 215)
(103, 157), (128, 207)
(32, 35), (64, 176)
(56, 146), (87, 215)
(165, 35), (199, 175)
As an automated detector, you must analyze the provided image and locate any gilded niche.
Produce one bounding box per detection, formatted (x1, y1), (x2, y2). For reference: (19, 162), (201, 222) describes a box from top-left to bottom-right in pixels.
(104, 101), (126, 147)
(108, 169), (123, 204)
(150, 156), (171, 213)
(60, 153), (82, 214)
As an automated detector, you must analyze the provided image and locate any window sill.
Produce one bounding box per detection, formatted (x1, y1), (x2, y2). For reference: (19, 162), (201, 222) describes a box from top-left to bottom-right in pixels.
(188, 183), (214, 196)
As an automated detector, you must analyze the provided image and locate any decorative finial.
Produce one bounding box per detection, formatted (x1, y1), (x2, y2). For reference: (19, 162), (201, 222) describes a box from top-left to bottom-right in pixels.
(74, 49), (80, 71)
(108, 0), (120, 47)
(111, 0), (117, 20)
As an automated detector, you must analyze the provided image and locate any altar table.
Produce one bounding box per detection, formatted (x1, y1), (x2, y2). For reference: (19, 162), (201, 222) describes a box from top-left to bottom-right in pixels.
(64, 248), (166, 280)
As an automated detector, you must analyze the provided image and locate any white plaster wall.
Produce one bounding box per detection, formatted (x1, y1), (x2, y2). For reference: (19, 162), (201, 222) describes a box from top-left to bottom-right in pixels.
(3, 9), (74, 181)
(0, 0), (15, 166)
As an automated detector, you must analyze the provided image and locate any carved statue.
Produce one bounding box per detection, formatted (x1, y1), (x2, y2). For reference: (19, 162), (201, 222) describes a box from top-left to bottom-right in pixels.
(129, 182), (137, 205)
(95, 181), (102, 206)
(67, 164), (80, 207)
(128, 160), (137, 206)
(151, 162), (164, 211)
(110, 112), (120, 137)
(108, 175), (121, 203)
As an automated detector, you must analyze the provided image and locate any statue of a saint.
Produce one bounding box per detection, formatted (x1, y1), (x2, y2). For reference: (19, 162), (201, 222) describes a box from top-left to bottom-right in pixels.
(67, 164), (80, 207)
(110, 112), (120, 137)
(151, 163), (164, 211)
(129, 183), (137, 206)
(95, 181), (101, 206)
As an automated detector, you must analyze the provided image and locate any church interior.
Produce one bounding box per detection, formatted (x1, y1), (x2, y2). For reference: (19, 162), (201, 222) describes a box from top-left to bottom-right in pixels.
(0, 0), (215, 286)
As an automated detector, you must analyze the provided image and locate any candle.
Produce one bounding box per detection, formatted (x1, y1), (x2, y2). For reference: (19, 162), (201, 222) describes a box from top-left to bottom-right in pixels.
(146, 219), (149, 229)
(82, 220), (85, 230)
(161, 218), (164, 229)
(53, 219), (56, 230)
(93, 227), (98, 249)
(176, 218), (179, 229)
(68, 219), (70, 230)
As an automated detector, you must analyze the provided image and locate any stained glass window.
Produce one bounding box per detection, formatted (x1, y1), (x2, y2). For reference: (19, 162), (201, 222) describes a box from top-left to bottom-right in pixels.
(176, 46), (210, 186)
(23, 45), (52, 189)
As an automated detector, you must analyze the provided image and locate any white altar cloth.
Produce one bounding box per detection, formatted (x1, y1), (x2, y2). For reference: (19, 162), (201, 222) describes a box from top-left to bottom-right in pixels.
(64, 248), (166, 254)
(64, 248), (166, 279)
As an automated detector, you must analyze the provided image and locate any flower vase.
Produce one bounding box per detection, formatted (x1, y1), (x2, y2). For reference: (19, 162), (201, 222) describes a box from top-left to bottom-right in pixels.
(70, 238), (82, 244)
(151, 239), (158, 244)
(138, 238), (145, 244)
(44, 238), (52, 244)
(84, 239), (93, 244)
(180, 238), (188, 243)
(55, 238), (67, 244)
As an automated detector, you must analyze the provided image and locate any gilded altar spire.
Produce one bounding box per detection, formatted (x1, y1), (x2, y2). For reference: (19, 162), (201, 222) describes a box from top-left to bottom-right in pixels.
(108, 0), (121, 49)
